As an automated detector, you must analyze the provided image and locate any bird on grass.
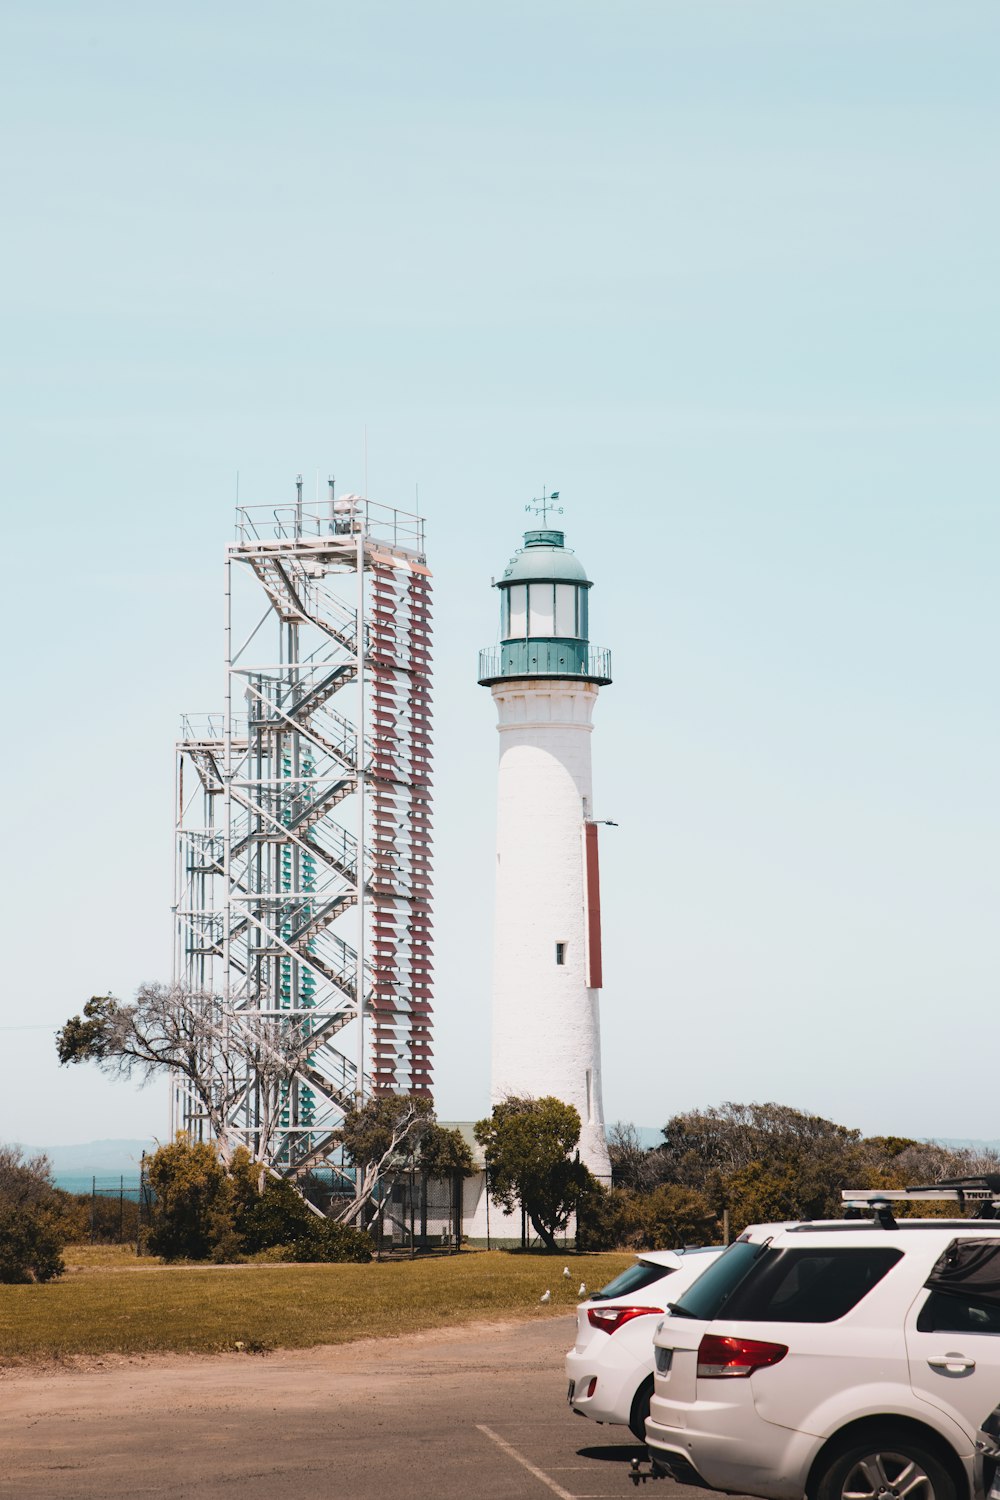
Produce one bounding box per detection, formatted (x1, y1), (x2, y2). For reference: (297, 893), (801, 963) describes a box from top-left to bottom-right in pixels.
(578, 1283), (587, 1298)
(562, 1266), (571, 1279)
(540, 1289), (551, 1304)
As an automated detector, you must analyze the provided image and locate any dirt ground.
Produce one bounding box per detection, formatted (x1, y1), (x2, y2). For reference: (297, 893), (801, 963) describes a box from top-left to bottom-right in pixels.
(0, 1314), (697, 1499)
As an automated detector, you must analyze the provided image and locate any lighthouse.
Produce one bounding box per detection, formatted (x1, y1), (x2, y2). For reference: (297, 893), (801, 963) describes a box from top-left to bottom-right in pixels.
(478, 512), (613, 1181)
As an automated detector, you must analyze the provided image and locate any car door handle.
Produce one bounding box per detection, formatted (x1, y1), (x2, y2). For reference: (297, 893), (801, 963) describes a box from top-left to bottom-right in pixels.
(927, 1354), (976, 1373)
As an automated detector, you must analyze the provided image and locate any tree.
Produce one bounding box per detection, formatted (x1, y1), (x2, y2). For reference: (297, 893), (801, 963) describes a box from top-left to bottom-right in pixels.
(658, 1102), (862, 1185)
(474, 1095), (592, 1252)
(0, 1145), (66, 1283)
(608, 1121), (664, 1192)
(652, 1101), (869, 1231)
(333, 1094), (436, 1226)
(417, 1123), (476, 1179)
(57, 984), (319, 1167)
(647, 1103), (1000, 1234)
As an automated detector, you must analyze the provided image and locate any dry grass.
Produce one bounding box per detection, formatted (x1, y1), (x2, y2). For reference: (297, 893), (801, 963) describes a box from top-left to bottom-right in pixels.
(62, 1244), (157, 1273)
(0, 1249), (631, 1361)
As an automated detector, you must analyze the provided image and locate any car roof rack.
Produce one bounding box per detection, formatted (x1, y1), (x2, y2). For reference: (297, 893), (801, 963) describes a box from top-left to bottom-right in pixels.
(842, 1178), (1000, 1225)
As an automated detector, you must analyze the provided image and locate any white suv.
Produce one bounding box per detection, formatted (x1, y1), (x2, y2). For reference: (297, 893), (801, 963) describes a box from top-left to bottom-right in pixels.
(566, 1247), (722, 1439)
(646, 1205), (1000, 1500)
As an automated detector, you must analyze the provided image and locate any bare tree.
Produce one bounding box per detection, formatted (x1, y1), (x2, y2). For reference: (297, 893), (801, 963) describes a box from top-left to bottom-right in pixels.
(333, 1094), (434, 1226)
(607, 1120), (664, 1191)
(57, 983), (319, 1168)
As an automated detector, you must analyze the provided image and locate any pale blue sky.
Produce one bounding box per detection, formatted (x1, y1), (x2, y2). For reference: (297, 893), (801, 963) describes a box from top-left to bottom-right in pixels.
(2, 2), (998, 1148)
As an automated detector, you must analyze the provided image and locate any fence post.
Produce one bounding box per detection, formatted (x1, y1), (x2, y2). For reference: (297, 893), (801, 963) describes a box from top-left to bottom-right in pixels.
(409, 1163), (416, 1260)
(420, 1171), (428, 1247)
(137, 1153), (146, 1257)
(452, 1170), (460, 1254)
(91, 1176), (96, 1244)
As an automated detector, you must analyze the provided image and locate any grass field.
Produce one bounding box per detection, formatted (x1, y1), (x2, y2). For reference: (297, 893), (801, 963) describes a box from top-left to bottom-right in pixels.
(0, 1249), (631, 1361)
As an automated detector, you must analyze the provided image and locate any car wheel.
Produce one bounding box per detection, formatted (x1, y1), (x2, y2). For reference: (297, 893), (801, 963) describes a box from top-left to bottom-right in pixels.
(628, 1375), (654, 1443)
(814, 1432), (957, 1500)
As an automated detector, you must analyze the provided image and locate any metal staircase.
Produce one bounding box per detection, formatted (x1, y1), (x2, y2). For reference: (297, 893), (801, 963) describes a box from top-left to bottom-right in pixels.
(174, 486), (432, 1176)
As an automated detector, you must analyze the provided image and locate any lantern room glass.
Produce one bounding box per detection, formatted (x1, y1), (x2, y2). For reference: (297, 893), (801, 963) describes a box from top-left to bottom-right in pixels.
(507, 583), (527, 637)
(554, 584), (576, 637)
(501, 580), (588, 640)
(529, 583), (555, 635)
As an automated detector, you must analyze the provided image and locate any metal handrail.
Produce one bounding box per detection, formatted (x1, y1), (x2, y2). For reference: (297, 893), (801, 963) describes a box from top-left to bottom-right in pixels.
(236, 497), (425, 555)
(477, 644), (612, 682)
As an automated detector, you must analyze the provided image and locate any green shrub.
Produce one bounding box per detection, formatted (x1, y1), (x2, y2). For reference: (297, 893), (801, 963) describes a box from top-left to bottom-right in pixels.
(0, 1145), (68, 1283)
(235, 1177), (315, 1253)
(577, 1183), (718, 1251)
(145, 1135), (240, 1262)
(0, 1204), (66, 1283)
(285, 1217), (372, 1263)
(575, 1184), (630, 1251)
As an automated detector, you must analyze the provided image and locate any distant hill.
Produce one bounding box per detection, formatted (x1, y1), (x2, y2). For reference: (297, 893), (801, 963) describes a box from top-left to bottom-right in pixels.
(16, 1138), (155, 1183)
(929, 1138), (1000, 1152)
(615, 1130), (1000, 1153)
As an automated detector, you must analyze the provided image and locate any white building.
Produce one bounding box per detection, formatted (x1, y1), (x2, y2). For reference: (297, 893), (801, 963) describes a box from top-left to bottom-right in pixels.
(477, 523), (613, 1183)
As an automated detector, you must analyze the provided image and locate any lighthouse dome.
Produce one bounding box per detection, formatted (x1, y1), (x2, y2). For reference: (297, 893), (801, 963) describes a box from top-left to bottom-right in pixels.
(501, 530), (591, 586)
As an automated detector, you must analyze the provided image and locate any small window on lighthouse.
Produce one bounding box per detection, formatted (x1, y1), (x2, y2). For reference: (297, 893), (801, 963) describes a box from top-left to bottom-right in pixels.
(555, 942), (566, 965)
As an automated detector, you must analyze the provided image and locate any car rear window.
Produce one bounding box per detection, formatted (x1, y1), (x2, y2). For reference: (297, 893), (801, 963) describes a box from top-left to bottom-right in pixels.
(667, 1240), (765, 1319)
(592, 1261), (673, 1301)
(719, 1247), (903, 1323)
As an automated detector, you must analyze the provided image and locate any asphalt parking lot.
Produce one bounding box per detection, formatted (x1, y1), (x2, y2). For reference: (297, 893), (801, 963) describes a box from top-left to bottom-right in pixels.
(0, 1314), (713, 1500)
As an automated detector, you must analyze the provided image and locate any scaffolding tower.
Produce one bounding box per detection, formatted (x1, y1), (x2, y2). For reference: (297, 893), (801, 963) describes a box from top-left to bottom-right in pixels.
(173, 483), (433, 1174)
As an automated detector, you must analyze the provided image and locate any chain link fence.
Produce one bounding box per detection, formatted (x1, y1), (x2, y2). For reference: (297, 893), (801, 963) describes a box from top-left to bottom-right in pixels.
(58, 1175), (151, 1245)
(67, 1163), (465, 1255)
(297, 1166), (465, 1257)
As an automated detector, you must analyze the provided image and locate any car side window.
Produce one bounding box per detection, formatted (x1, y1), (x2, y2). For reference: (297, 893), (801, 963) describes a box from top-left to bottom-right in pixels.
(917, 1291), (1000, 1335)
(723, 1248), (903, 1323)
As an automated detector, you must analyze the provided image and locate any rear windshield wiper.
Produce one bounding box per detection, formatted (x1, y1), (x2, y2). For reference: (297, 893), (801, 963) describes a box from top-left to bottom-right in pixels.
(666, 1301), (698, 1318)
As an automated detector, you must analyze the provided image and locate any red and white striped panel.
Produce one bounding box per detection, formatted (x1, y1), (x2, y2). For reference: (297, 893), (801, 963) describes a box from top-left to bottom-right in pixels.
(369, 562), (433, 1098)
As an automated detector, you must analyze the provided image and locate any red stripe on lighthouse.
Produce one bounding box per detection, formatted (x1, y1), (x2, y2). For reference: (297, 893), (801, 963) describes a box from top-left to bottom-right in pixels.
(583, 821), (603, 990)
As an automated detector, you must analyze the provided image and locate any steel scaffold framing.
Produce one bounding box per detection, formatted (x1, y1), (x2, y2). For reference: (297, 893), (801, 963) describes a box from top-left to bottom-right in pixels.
(172, 488), (433, 1172)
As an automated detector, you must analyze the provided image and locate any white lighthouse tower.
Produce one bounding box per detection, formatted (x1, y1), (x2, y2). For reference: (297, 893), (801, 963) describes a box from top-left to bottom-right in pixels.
(478, 509), (613, 1181)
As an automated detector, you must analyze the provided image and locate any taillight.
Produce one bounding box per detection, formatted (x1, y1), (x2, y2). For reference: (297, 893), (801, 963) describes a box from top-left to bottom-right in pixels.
(587, 1305), (661, 1335)
(696, 1334), (788, 1378)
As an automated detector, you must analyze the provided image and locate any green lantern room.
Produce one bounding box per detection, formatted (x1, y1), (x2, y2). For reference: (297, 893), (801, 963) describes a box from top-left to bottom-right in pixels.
(478, 529), (612, 686)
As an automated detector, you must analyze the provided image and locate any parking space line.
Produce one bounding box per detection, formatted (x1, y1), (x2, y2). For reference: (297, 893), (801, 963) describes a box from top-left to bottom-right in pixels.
(476, 1424), (577, 1499)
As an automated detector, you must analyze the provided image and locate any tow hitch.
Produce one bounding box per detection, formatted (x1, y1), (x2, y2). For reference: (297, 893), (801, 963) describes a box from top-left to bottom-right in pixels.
(629, 1455), (665, 1486)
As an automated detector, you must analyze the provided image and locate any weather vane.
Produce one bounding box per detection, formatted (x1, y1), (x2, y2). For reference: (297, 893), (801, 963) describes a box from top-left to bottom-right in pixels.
(525, 488), (563, 525)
